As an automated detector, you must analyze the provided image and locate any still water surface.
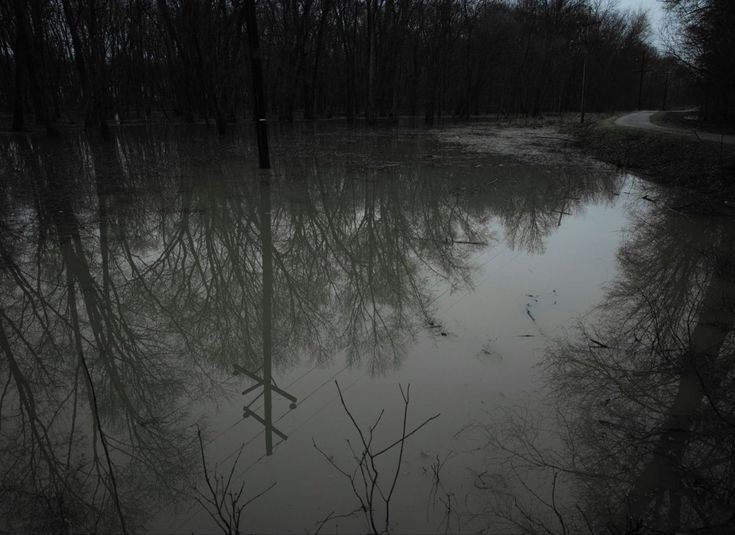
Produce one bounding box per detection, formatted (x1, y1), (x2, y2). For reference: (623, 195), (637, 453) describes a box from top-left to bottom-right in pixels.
(1, 125), (733, 534)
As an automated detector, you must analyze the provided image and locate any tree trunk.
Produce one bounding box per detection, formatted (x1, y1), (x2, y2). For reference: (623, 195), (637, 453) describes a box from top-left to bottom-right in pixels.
(304, 0), (333, 120)
(61, 0), (89, 110)
(245, 0), (271, 169)
(13, 0), (58, 136)
(366, 0), (377, 124)
(625, 227), (735, 531)
(10, 27), (25, 131)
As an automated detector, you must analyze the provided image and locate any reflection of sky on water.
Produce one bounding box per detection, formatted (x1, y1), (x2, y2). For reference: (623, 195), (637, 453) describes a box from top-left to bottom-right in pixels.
(160, 187), (633, 533)
(4, 125), (729, 534)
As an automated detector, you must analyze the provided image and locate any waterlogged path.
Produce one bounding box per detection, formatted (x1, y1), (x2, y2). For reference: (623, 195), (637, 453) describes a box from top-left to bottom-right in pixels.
(1, 124), (733, 534)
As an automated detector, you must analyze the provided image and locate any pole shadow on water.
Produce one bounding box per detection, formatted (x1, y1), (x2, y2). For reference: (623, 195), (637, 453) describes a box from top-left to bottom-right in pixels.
(235, 174), (297, 456)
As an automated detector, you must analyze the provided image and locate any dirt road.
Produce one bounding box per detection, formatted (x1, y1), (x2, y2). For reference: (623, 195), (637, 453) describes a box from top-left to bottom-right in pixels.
(615, 110), (735, 145)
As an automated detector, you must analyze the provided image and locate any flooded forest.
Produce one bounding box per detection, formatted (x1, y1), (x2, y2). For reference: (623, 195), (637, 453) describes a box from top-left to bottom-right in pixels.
(1, 0), (735, 534)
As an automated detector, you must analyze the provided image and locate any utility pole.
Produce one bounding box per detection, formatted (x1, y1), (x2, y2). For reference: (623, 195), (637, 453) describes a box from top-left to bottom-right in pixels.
(661, 69), (670, 111)
(239, 2), (288, 456)
(636, 49), (649, 111)
(578, 6), (598, 124)
(244, 0), (270, 169)
(580, 53), (588, 124)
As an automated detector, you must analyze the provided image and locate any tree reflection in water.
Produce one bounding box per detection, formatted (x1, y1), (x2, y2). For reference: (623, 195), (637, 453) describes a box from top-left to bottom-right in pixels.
(0, 127), (621, 532)
(479, 191), (735, 533)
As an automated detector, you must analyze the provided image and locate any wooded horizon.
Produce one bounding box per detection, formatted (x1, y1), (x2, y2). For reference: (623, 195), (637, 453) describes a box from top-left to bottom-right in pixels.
(1, 0), (731, 138)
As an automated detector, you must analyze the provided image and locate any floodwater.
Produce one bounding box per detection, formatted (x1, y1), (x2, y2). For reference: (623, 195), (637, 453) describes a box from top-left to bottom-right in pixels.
(1, 124), (733, 534)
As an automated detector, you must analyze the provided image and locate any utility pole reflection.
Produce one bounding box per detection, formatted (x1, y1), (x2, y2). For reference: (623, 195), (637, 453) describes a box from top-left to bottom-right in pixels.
(235, 175), (297, 455)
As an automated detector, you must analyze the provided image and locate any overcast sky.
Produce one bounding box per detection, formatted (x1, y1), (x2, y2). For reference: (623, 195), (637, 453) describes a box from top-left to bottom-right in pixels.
(615, 0), (666, 46)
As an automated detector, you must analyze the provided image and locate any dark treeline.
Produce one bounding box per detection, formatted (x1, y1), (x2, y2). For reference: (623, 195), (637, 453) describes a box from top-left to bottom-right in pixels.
(0, 0), (690, 136)
(663, 0), (735, 122)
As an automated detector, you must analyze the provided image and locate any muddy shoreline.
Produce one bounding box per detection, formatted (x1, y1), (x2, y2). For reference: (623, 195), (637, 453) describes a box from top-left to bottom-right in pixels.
(570, 119), (735, 202)
(440, 118), (735, 212)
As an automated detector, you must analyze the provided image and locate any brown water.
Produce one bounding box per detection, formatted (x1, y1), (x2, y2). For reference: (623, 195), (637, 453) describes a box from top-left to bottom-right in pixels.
(1, 124), (733, 534)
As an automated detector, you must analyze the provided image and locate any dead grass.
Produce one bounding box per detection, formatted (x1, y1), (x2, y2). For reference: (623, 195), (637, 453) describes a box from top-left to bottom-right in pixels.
(569, 119), (735, 200)
(651, 110), (735, 136)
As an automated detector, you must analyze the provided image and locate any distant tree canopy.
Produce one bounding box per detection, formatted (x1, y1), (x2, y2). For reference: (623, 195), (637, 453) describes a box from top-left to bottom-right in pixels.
(663, 0), (735, 121)
(0, 0), (687, 136)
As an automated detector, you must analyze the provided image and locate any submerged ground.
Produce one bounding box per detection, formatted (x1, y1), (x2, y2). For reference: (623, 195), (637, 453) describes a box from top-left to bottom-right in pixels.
(1, 123), (734, 534)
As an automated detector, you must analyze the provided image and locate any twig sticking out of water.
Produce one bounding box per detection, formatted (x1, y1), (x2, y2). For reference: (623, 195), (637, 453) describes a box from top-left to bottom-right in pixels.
(313, 381), (440, 534)
(312, 508), (364, 535)
(193, 426), (276, 535)
(426, 452), (459, 534)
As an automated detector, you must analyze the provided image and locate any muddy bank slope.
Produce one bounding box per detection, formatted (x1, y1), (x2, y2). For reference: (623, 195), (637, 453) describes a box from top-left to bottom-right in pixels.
(570, 118), (735, 200)
(437, 123), (610, 169)
(438, 118), (735, 205)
